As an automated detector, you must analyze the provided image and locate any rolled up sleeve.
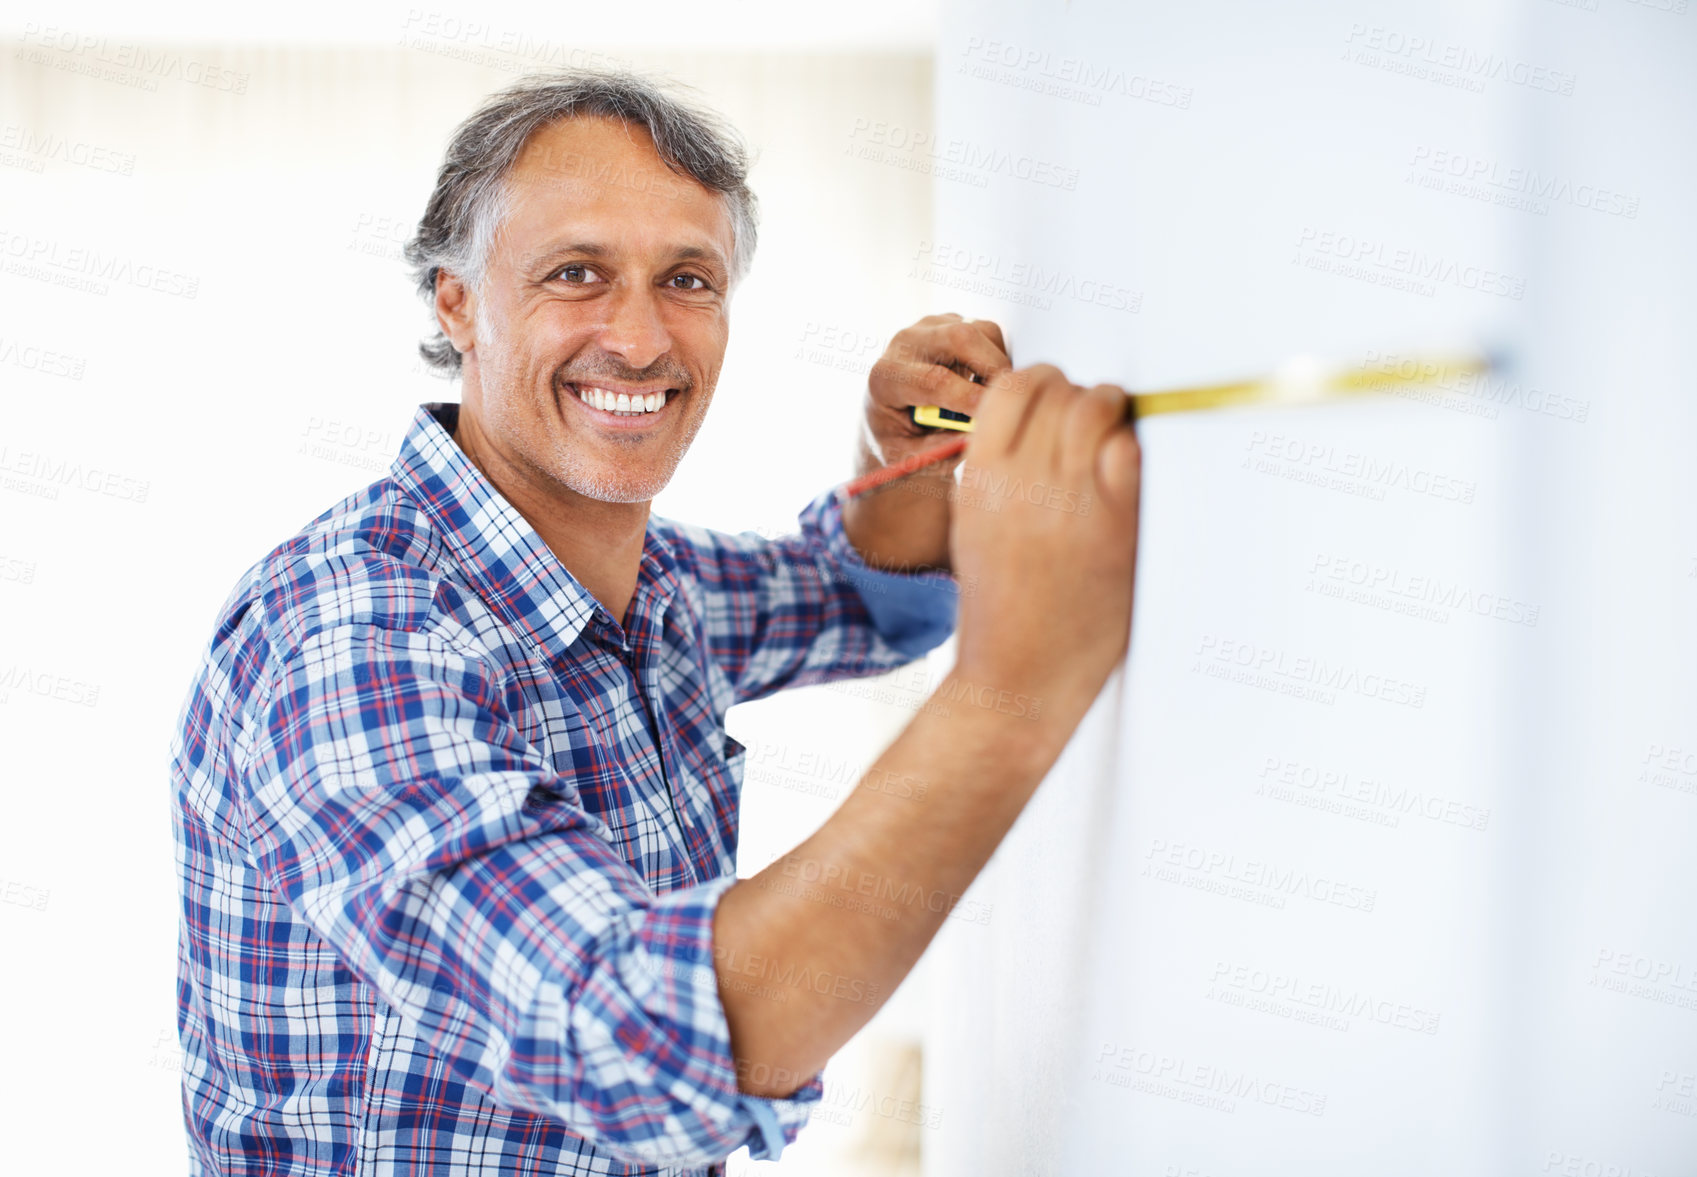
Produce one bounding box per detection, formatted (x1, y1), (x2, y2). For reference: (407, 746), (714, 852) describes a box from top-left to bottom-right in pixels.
(239, 619), (821, 1168)
(662, 490), (959, 705)
(803, 489), (960, 660)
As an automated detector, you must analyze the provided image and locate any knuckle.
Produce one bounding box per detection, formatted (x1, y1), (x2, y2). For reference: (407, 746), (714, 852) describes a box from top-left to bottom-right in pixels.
(1019, 363), (1065, 392)
(1067, 391), (1114, 426)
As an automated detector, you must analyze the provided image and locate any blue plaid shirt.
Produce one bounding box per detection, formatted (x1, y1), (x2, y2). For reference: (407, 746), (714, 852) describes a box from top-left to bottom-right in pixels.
(170, 402), (957, 1176)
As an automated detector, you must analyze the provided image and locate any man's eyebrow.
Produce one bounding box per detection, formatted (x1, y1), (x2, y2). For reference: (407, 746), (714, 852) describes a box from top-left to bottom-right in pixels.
(670, 245), (725, 266)
(526, 242), (612, 270)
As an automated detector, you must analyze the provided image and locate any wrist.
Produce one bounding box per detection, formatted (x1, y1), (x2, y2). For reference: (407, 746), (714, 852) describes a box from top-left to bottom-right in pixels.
(840, 483), (953, 574)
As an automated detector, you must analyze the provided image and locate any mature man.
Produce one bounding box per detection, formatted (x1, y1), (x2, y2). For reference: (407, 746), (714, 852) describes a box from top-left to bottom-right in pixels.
(170, 70), (1139, 1176)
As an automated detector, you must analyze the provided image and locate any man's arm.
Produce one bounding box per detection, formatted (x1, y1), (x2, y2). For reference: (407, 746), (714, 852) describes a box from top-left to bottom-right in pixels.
(839, 313), (1013, 573)
(717, 364), (1142, 1093)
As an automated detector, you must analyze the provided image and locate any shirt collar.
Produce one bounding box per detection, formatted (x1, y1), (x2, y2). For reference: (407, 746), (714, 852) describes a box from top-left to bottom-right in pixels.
(390, 402), (682, 656)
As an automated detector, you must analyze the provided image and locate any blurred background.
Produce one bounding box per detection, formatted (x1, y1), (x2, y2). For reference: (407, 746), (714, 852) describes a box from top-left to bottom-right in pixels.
(1, 1), (1693, 1175)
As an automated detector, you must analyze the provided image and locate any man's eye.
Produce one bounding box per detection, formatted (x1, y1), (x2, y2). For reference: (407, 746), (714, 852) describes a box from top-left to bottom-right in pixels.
(670, 274), (709, 291)
(556, 264), (601, 284)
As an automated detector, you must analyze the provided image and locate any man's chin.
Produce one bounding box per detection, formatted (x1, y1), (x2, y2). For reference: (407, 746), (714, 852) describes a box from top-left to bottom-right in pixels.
(556, 464), (674, 505)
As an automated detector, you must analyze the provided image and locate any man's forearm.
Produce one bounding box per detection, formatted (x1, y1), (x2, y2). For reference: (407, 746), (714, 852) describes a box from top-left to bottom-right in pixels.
(712, 663), (1094, 1097)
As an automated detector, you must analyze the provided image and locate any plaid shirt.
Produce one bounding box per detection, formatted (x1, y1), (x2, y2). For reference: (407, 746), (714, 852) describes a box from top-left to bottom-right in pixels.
(170, 402), (957, 1176)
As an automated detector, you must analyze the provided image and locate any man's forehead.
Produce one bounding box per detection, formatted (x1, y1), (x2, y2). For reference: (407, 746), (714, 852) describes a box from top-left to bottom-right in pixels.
(504, 116), (734, 260)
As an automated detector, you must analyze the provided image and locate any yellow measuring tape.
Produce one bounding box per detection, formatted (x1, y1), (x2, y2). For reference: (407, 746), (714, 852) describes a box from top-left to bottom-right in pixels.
(910, 352), (1497, 431)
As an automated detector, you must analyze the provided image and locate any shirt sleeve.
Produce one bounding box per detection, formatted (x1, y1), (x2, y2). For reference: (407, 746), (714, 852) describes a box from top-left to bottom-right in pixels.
(667, 489), (960, 705)
(238, 617), (821, 1168)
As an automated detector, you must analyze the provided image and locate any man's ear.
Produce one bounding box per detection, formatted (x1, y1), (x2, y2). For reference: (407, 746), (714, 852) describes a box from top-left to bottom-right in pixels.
(435, 269), (476, 357)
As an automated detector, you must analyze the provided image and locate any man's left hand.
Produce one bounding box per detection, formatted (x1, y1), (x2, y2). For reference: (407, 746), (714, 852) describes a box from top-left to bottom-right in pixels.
(841, 313), (1011, 574)
(861, 313), (1012, 468)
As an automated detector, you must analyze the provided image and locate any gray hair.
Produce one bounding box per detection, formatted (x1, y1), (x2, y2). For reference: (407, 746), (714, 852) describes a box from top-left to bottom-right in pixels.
(404, 68), (759, 376)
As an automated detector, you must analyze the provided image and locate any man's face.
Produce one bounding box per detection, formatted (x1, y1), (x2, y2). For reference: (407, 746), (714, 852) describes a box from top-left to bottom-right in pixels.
(445, 115), (737, 504)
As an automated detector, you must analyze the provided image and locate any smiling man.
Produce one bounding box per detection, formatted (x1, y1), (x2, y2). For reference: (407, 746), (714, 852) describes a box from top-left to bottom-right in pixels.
(171, 71), (1141, 1176)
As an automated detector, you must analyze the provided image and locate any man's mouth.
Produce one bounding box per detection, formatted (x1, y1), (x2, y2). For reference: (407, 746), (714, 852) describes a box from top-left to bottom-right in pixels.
(565, 382), (680, 417)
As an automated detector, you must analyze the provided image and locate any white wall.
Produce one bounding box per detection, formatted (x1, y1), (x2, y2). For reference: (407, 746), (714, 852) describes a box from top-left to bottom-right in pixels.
(920, 1), (1696, 1174)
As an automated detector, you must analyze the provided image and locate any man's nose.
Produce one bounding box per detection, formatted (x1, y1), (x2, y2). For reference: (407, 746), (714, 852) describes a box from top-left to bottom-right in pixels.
(596, 285), (672, 372)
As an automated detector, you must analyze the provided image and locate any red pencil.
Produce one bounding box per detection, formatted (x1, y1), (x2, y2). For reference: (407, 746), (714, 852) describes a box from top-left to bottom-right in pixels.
(839, 435), (969, 499)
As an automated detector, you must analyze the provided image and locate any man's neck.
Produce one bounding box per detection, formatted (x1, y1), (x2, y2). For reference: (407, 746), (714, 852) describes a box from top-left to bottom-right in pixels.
(450, 405), (650, 627)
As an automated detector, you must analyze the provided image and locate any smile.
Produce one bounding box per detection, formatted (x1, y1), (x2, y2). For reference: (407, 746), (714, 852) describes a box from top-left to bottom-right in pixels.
(570, 383), (674, 416)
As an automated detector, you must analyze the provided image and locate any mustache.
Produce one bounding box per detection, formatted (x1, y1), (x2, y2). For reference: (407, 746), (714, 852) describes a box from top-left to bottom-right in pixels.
(557, 355), (692, 392)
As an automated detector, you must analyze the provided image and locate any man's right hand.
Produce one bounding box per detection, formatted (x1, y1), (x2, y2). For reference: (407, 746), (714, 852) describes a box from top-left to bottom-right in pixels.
(949, 364), (1142, 730)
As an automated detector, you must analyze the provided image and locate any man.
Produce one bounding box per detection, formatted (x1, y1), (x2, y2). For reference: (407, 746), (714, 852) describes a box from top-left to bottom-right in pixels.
(170, 69), (1140, 1176)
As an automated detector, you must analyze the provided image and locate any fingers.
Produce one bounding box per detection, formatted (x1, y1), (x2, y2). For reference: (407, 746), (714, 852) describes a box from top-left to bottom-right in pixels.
(1012, 366), (1080, 461)
(1060, 384), (1130, 484)
(972, 369), (1135, 508)
(1095, 427), (1142, 515)
(964, 317), (1007, 358)
(927, 319), (1011, 383)
(879, 315), (1010, 397)
(969, 363), (1064, 458)
(869, 357), (987, 418)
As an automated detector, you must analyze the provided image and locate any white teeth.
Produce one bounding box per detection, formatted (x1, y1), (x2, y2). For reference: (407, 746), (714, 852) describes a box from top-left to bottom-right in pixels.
(575, 385), (668, 415)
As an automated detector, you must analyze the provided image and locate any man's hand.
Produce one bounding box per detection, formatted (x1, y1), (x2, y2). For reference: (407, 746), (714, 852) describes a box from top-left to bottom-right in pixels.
(862, 313), (1012, 467)
(951, 364), (1140, 719)
(840, 313), (1012, 573)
